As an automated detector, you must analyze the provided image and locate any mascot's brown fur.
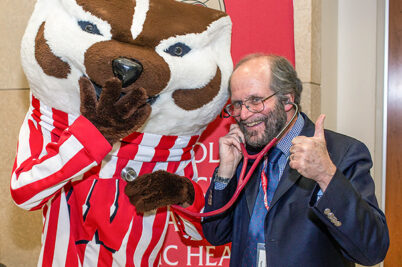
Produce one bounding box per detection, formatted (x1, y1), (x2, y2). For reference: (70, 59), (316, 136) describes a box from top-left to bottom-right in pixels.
(11, 0), (232, 265)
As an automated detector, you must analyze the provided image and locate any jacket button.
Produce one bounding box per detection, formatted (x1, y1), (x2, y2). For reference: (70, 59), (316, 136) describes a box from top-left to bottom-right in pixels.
(324, 208), (331, 215)
(121, 167), (137, 182)
(327, 212), (335, 219)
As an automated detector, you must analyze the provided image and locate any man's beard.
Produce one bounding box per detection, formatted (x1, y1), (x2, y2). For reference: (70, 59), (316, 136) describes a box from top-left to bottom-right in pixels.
(238, 101), (287, 149)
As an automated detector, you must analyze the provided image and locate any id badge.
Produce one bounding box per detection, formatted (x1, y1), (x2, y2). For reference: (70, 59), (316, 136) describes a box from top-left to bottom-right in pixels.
(257, 243), (267, 267)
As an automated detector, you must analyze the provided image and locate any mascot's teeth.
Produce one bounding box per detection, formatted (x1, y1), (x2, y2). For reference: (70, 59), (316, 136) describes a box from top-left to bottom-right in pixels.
(92, 80), (125, 100)
(93, 82), (103, 99)
(146, 95), (159, 105)
(92, 78), (158, 105)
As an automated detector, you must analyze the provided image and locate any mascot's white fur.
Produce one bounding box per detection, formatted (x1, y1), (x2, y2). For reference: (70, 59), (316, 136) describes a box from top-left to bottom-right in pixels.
(11, 0), (232, 265)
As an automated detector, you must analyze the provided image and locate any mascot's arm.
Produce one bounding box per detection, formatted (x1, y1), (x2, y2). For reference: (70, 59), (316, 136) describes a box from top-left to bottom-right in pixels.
(125, 170), (205, 240)
(10, 112), (111, 211)
(171, 178), (205, 241)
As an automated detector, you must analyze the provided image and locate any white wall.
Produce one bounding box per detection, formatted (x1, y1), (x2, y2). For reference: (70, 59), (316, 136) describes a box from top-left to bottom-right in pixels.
(321, 0), (386, 208)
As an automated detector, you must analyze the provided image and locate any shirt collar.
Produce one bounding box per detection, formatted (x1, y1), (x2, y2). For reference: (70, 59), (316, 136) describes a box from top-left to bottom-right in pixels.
(276, 113), (304, 157)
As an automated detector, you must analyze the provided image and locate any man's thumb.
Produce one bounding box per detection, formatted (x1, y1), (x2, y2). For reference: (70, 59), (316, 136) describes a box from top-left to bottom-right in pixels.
(314, 114), (326, 139)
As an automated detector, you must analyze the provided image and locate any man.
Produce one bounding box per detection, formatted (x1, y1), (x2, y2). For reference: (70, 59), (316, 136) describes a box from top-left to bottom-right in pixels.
(201, 54), (389, 267)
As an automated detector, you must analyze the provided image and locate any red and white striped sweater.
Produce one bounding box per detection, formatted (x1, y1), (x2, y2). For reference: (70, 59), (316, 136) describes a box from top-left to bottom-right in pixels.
(10, 95), (205, 267)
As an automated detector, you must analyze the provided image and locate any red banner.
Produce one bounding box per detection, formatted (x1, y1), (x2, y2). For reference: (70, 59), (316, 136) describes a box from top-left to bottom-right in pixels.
(159, 1), (295, 265)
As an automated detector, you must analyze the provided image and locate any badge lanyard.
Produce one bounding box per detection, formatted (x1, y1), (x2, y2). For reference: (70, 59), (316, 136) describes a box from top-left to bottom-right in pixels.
(260, 157), (270, 210)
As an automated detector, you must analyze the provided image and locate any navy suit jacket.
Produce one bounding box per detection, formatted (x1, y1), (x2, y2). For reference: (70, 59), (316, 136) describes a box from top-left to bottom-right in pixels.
(202, 113), (389, 267)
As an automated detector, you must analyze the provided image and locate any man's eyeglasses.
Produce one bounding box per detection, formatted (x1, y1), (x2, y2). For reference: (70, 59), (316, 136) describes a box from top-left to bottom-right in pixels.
(224, 92), (278, 118)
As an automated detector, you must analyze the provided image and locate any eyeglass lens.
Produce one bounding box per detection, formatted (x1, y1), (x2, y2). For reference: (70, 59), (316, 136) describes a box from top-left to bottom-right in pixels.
(226, 92), (277, 117)
(226, 99), (264, 117)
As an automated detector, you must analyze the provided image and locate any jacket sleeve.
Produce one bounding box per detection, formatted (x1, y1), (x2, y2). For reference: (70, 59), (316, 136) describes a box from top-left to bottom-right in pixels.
(201, 168), (238, 246)
(10, 111), (111, 211)
(310, 140), (389, 265)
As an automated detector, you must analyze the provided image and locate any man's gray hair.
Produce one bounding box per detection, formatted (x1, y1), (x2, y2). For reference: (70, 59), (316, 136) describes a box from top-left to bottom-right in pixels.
(231, 53), (303, 108)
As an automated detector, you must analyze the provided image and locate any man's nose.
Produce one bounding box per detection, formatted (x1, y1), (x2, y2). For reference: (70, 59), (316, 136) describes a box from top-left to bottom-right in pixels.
(239, 104), (253, 120)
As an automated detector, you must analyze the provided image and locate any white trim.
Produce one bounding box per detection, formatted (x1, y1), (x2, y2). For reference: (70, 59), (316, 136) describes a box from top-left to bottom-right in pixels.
(381, 0), (389, 213)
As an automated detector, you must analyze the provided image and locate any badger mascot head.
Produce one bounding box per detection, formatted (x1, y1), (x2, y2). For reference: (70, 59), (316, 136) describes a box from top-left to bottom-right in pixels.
(11, 0), (232, 265)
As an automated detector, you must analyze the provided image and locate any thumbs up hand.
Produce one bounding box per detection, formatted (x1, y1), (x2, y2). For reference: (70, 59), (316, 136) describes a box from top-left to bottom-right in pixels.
(289, 114), (336, 192)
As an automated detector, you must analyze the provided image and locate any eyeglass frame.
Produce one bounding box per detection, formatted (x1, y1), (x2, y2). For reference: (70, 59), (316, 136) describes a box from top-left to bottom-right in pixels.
(223, 91), (278, 118)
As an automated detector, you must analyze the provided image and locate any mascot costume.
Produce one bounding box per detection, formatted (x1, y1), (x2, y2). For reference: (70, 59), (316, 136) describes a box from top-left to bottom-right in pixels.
(10, 0), (232, 265)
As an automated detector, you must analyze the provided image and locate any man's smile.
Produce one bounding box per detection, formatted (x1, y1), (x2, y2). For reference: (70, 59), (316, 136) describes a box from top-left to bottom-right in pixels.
(240, 117), (266, 129)
(244, 120), (264, 128)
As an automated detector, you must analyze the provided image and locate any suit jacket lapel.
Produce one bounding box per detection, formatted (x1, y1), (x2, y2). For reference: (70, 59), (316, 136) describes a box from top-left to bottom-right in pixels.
(244, 160), (262, 216)
(269, 165), (300, 208)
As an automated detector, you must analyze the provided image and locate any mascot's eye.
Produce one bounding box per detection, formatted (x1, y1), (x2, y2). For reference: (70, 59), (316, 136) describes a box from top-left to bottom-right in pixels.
(165, 42), (191, 57)
(78, 21), (102, 35)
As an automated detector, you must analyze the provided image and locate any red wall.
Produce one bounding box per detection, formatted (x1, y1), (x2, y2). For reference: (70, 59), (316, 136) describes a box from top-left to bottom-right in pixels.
(160, 1), (295, 265)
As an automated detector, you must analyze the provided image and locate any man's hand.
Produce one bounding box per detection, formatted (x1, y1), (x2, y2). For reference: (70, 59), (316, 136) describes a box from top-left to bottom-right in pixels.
(217, 124), (245, 179)
(289, 114), (336, 191)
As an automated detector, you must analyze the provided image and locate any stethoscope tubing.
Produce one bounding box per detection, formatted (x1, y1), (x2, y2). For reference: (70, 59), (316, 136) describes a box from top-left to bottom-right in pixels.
(171, 103), (299, 218)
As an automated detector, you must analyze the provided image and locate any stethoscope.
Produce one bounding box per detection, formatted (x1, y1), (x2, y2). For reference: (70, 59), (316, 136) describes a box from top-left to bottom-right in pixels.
(171, 102), (299, 218)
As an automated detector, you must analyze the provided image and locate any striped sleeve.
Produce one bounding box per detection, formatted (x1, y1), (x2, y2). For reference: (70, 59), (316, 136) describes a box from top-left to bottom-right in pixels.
(170, 166), (205, 241)
(10, 113), (112, 211)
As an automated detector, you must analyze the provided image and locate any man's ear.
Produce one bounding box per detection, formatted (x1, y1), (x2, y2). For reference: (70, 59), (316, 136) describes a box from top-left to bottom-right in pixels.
(283, 94), (295, 112)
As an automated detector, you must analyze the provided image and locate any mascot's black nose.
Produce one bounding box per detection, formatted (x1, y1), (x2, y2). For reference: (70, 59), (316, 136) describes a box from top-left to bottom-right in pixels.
(112, 58), (143, 87)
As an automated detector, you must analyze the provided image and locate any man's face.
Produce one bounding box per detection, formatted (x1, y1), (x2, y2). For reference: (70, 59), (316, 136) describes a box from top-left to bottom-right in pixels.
(238, 101), (287, 148)
(230, 58), (287, 148)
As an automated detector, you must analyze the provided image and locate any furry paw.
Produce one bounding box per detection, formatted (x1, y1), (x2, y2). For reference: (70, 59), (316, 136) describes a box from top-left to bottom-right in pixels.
(79, 76), (151, 144)
(124, 170), (195, 213)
